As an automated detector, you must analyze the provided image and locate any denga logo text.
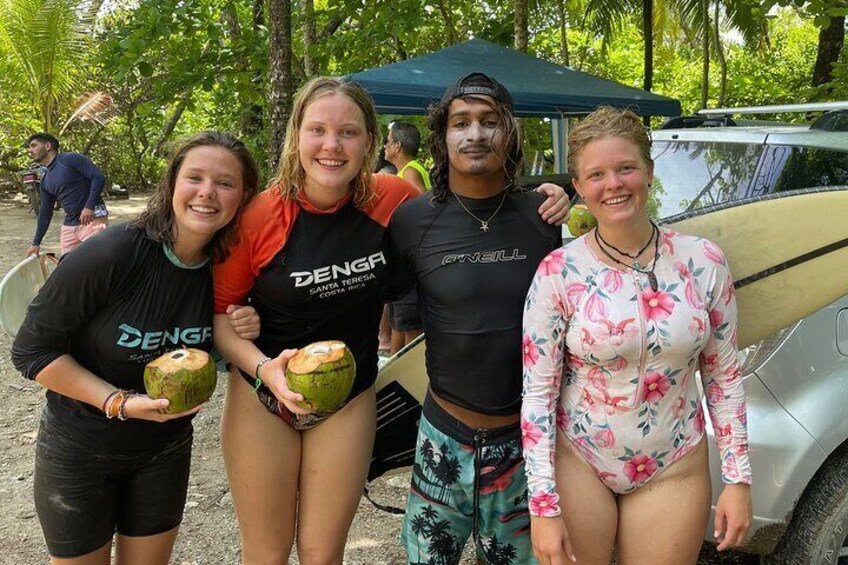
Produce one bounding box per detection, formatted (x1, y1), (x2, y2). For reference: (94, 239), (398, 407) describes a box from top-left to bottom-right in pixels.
(290, 252), (386, 299)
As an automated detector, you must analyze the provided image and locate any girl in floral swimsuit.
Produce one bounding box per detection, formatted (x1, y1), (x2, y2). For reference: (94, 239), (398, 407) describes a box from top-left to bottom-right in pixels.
(521, 107), (753, 565)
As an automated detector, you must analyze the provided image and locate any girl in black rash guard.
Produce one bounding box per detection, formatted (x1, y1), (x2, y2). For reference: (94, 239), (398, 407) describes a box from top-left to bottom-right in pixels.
(11, 131), (259, 565)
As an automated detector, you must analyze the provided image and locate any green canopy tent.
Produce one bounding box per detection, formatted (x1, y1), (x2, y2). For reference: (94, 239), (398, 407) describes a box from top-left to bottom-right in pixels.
(347, 38), (682, 118)
(347, 38), (681, 173)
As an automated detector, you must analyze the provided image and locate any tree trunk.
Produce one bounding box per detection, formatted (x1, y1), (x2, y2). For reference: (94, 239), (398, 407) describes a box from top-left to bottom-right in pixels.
(812, 15), (845, 90)
(712, 1), (727, 106)
(268, 0), (293, 174)
(642, 0), (653, 93)
(555, 0), (570, 66)
(302, 0), (317, 78)
(700, 0), (709, 109)
(514, 0), (528, 52)
(153, 95), (192, 157)
(435, 0), (458, 45)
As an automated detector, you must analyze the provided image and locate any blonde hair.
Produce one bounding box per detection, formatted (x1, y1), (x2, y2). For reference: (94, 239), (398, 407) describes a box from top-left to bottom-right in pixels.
(568, 107), (652, 176)
(269, 77), (379, 208)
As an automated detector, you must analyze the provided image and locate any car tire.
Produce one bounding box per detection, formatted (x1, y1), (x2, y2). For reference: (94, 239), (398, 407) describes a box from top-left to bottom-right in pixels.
(762, 445), (848, 565)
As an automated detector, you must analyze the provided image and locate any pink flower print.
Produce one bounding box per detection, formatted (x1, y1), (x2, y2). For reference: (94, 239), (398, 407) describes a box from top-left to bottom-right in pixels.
(689, 315), (706, 338)
(599, 391), (629, 415)
(735, 442), (749, 457)
(556, 405), (570, 431)
(709, 309), (724, 329)
(580, 328), (598, 355)
(722, 277), (735, 305)
(661, 231), (676, 254)
(694, 406), (706, 434)
(567, 353), (585, 370)
(551, 292), (567, 317)
(703, 240), (725, 265)
(685, 280), (703, 309)
(529, 492), (560, 517)
(598, 471), (618, 485)
(674, 260), (691, 278)
(521, 418), (543, 450)
(537, 250), (566, 276)
(624, 454), (658, 484)
(572, 436), (598, 462)
(723, 459), (740, 482)
(593, 427), (616, 448)
(715, 423), (732, 441)
(701, 353), (718, 374)
(602, 269), (623, 293)
(642, 372), (671, 403)
(607, 356), (627, 373)
(565, 283), (587, 311)
(584, 292), (608, 323)
(673, 396), (686, 418)
(587, 366), (607, 391)
(736, 403), (748, 426)
(593, 318), (638, 347)
(522, 335), (540, 368)
(641, 290), (675, 321)
(705, 380), (725, 404)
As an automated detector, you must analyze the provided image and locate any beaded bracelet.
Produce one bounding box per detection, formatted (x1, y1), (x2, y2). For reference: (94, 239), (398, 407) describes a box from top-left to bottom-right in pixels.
(117, 391), (133, 421)
(254, 357), (272, 391)
(101, 390), (120, 414)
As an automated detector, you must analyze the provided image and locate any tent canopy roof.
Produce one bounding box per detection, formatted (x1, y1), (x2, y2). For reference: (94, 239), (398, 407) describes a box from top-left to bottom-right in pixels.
(347, 38), (682, 118)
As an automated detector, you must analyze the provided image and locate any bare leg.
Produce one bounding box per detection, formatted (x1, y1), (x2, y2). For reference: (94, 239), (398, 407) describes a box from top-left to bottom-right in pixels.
(554, 435), (618, 565)
(390, 329), (405, 356)
(115, 526), (180, 565)
(296, 388), (376, 565)
(221, 370), (302, 565)
(49, 540), (111, 565)
(616, 439), (711, 565)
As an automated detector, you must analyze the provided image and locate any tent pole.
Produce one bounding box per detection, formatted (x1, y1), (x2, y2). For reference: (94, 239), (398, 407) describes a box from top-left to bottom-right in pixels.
(551, 114), (569, 174)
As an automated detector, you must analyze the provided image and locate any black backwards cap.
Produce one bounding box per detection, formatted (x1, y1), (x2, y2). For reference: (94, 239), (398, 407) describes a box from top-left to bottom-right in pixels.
(440, 72), (514, 113)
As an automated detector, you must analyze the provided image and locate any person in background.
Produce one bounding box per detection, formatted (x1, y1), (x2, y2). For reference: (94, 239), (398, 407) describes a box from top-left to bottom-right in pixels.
(24, 132), (109, 256)
(384, 120), (432, 193)
(522, 107), (752, 565)
(12, 131), (260, 565)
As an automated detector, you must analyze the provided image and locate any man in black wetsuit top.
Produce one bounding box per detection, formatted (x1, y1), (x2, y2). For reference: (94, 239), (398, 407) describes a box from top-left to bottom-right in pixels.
(389, 73), (563, 565)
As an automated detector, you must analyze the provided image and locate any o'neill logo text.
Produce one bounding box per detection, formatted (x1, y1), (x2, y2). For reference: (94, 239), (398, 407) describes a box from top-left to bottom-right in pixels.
(117, 324), (212, 350)
(290, 252), (386, 288)
(442, 248), (527, 265)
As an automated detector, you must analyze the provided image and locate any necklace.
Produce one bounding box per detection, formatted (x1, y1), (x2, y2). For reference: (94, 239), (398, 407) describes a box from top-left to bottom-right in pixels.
(452, 189), (508, 232)
(594, 226), (660, 292)
(596, 222), (656, 260)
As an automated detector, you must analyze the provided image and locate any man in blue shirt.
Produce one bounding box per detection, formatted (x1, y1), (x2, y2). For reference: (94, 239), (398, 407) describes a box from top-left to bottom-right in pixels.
(24, 133), (109, 256)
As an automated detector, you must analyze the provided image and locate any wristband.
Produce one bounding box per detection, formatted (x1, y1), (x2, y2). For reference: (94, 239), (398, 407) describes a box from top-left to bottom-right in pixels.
(254, 357), (272, 391)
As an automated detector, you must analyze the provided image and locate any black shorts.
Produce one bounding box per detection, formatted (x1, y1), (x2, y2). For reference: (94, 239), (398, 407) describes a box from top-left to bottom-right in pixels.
(389, 286), (422, 331)
(33, 406), (193, 558)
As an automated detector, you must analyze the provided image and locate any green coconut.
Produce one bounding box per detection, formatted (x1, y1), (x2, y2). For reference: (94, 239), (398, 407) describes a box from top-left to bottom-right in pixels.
(567, 204), (598, 237)
(285, 340), (356, 413)
(143, 348), (217, 413)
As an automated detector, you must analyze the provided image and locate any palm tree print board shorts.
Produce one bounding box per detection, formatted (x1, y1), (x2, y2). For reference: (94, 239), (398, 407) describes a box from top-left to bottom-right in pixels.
(401, 393), (536, 565)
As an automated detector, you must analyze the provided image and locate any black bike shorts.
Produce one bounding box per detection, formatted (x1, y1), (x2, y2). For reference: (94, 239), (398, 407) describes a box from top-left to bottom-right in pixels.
(33, 406), (193, 558)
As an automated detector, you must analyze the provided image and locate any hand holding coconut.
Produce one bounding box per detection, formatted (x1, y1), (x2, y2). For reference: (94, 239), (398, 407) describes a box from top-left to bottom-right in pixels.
(116, 393), (204, 422)
(257, 349), (310, 415)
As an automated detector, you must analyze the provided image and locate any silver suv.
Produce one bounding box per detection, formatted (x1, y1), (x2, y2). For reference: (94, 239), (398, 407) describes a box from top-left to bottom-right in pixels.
(650, 103), (848, 563)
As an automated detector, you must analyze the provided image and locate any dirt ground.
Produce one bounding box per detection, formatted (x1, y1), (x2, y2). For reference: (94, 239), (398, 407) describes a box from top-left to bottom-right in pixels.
(0, 196), (756, 564)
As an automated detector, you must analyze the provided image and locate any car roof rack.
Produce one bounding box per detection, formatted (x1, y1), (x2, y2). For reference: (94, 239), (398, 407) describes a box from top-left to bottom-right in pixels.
(809, 109), (848, 132)
(698, 101), (848, 116)
(659, 115), (737, 129)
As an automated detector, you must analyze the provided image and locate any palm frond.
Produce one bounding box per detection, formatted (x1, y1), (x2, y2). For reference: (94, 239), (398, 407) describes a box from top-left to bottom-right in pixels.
(59, 91), (118, 135)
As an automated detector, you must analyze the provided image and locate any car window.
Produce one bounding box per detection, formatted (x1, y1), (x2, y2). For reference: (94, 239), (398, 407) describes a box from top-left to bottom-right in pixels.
(762, 145), (848, 193)
(651, 141), (764, 220)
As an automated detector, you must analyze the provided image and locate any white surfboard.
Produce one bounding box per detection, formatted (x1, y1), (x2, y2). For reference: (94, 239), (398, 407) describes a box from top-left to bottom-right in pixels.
(0, 255), (58, 338)
(370, 188), (848, 480)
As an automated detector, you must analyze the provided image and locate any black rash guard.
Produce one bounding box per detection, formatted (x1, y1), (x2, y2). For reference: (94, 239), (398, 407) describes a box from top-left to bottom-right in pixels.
(213, 176), (419, 402)
(389, 190), (561, 415)
(12, 225), (213, 451)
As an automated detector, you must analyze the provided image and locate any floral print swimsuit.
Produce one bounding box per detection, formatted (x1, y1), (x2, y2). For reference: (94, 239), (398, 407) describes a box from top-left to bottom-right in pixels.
(521, 228), (752, 517)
